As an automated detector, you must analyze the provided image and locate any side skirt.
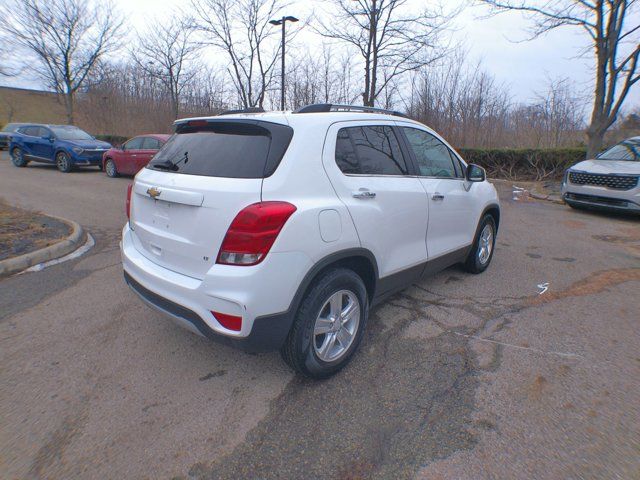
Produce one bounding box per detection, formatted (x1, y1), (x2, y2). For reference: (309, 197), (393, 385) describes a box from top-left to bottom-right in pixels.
(372, 246), (471, 307)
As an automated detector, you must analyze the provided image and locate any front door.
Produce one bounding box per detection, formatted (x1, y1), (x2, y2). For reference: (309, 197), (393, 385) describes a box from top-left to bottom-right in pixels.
(34, 127), (55, 160)
(119, 137), (145, 175)
(322, 121), (429, 279)
(397, 125), (477, 259)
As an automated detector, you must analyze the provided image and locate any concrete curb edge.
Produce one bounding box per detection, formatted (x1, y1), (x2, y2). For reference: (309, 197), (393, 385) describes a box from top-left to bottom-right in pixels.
(0, 216), (85, 278)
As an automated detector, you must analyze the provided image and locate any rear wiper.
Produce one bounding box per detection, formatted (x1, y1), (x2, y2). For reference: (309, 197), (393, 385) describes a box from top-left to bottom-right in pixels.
(153, 152), (189, 171)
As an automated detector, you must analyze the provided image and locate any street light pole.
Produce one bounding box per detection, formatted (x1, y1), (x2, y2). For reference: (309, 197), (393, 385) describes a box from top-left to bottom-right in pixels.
(269, 15), (299, 111)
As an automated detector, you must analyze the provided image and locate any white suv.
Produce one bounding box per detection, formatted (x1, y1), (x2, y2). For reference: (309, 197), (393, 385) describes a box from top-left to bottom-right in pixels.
(121, 104), (500, 378)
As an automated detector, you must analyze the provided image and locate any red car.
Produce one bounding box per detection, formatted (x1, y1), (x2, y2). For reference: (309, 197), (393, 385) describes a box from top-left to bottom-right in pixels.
(103, 134), (170, 177)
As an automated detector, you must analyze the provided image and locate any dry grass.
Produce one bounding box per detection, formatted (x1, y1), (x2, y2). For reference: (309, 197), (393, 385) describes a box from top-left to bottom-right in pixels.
(0, 201), (70, 260)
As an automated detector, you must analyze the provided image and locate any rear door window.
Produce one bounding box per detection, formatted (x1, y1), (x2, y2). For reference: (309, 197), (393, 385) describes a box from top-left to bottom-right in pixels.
(335, 126), (408, 175)
(149, 122), (292, 178)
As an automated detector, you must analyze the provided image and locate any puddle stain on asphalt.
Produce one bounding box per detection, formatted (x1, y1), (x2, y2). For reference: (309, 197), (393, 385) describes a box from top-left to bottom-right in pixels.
(527, 268), (640, 306)
(199, 370), (227, 382)
(27, 409), (88, 478)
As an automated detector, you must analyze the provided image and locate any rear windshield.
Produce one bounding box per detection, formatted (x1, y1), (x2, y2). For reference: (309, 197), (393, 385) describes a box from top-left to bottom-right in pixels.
(148, 121), (292, 178)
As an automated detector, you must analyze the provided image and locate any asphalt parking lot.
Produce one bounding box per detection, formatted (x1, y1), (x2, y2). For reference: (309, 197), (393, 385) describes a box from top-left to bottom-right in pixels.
(1, 152), (639, 480)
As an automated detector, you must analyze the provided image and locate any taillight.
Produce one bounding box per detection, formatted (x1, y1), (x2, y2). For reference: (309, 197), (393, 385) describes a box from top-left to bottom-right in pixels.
(126, 184), (133, 219)
(217, 201), (297, 266)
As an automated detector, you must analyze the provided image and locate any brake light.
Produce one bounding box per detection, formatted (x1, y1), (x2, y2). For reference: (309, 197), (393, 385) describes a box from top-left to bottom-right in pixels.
(187, 120), (208, 127)
(126, 184), (133, 219)
(217, 201), (297, 266)
(212, 311), (242, 331)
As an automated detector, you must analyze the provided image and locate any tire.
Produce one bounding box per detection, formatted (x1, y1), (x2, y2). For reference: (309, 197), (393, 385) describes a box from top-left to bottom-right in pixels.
(11, 147), (28, 167)
(281, 268), (369, 379)
(56, 151), (73, 173)
(104, 158), (119, 178)
(464, 214), (496, 274)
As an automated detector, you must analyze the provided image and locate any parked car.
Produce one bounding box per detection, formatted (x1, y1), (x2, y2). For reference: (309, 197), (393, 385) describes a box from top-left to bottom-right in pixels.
(103, 134), (170, 178)
(0, 123), (28, 150)
(562, 136), (640, 214)
(121, 104), (500, 378)
(9, 124), (111, 172)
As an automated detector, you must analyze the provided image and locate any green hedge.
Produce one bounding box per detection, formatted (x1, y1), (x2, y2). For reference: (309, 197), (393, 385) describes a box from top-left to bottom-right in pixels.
(458, 148), (587, 181)
(95, 134), (129, 147)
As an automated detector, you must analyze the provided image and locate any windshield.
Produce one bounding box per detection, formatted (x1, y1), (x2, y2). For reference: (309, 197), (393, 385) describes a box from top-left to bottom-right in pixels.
(50, 126), (94, 141)
(597, 139), (640, 162)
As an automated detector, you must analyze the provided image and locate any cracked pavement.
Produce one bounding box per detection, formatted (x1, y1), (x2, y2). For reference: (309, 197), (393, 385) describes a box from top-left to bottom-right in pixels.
(1, 154), (639, 479)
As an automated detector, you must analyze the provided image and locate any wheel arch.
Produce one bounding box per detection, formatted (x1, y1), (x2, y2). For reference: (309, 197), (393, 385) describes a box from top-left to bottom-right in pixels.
(482, 203), (500, 231)
(293, 248), (378, 312)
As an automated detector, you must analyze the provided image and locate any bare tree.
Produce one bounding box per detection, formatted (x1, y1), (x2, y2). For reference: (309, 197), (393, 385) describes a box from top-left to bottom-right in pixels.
(281, 47), (360, 110)
(318, 0), (456, 107)
(0, 0), (124, 124)
(477, 0), (640, 157)
(190, 0), (288, 109)
(132, 16), (201, 119)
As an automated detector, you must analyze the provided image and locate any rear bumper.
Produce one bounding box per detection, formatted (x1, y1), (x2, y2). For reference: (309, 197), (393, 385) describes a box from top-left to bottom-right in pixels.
(121, 224), (312, 352)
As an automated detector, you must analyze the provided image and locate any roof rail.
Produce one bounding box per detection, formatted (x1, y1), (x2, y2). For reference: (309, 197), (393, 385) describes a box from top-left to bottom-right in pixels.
(219, 107), (265, 116)
(293, 103), (407, 118)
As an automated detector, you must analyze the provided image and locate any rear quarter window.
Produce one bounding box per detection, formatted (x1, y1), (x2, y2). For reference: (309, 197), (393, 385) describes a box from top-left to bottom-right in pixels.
(149, 121), (293, 178)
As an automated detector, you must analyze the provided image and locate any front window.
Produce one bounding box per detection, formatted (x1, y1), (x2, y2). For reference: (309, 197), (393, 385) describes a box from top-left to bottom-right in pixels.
(49, 126), (94, 141)
(402, 127), (459, 178)
(596, 139), (640, 162)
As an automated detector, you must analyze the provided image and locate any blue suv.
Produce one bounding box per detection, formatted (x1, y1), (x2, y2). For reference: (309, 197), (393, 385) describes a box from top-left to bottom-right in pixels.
(9, 124), (111, 173)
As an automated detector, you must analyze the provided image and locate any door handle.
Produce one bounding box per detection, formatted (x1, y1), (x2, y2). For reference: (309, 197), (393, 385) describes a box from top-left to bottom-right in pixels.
(432, 193), (445, 201)
(352, 189), (376, 199)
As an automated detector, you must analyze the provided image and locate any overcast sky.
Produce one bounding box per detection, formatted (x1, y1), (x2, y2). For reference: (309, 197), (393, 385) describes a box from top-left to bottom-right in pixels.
(3, 0), (639, 110)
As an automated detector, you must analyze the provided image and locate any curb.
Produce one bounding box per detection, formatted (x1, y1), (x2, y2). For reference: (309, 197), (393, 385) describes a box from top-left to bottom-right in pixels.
(529, 190), (565, 205)
(0, 216), (85, 278)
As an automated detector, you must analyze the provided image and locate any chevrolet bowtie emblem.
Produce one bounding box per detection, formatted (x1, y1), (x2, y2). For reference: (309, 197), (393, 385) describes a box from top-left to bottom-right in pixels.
(147, 187), (161, 199)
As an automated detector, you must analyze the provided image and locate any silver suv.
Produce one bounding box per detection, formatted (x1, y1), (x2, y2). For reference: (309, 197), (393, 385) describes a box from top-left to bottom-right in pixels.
(562, 136), (640, 214)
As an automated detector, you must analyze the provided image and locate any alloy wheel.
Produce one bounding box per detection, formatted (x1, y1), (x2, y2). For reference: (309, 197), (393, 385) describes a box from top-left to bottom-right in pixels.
(57, 152), (69, 171)
(478, 224), (494, 265)
(313, 289), (360, 362)
(106, 159), (116, 177)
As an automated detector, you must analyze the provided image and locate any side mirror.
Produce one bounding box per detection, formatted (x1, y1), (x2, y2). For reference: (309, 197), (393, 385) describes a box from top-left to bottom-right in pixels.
(466, 163), (486, 182)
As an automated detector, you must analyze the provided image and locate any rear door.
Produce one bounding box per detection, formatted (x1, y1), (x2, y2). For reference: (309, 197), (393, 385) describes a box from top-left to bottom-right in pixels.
(130, 120), (293, 279)
(137, 137), (161, 172)
(20, 126), (41, 158)
(398, 126), (477, 258)
(322, 122), (429, 280)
